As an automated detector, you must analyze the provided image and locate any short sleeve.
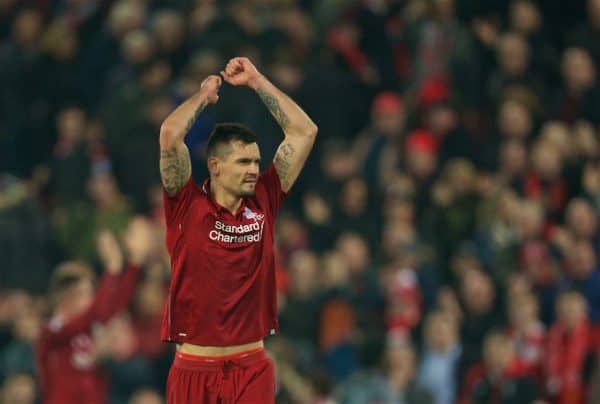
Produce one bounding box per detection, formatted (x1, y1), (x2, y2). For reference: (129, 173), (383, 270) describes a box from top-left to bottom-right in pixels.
(257, 164), (288, 216)
(162, 177), (196, 226)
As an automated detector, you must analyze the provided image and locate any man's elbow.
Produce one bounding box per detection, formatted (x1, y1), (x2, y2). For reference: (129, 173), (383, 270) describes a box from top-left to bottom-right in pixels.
(306, 122), (318, 138)
(159, 124), (176, 149)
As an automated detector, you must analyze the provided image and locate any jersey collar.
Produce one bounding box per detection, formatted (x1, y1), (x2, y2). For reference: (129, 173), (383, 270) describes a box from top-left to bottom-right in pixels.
(202, 178), (248, 217)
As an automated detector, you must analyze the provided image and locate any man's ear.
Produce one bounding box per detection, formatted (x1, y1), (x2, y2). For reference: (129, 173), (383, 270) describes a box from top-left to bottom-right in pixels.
(208, 156), (220, 176)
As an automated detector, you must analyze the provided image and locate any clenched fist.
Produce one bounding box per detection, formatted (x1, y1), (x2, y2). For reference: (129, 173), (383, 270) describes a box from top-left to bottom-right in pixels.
(220, 57), (263, 89)
(199, 75), (222, 105)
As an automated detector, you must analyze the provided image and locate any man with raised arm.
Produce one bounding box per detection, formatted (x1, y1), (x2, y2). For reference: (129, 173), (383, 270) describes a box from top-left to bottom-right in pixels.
(159, 57), (318, 403)
(36, 217), (153, 404)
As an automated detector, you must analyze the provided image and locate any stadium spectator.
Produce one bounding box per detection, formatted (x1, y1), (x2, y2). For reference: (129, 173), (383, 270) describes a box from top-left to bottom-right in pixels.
(338, 341), (433, 404)
(459, 331), (538, 404)
(546, 291), (591, 404)
(504, 292), (546, 381)
(418, 311), (462, 404)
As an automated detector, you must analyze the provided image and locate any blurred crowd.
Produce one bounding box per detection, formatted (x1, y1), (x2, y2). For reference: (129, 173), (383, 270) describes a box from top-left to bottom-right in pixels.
(2, 0), (600, 403)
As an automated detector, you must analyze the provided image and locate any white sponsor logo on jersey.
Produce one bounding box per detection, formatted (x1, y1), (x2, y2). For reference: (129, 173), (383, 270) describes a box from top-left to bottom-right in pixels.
(209, 213), (265, 243)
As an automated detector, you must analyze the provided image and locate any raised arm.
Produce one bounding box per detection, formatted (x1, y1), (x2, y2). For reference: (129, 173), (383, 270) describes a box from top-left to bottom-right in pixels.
(221, 58), (318, 192)
(159, 75), (222, 195)
(40, 223), (151, 347)
(107, 216), (154, 313)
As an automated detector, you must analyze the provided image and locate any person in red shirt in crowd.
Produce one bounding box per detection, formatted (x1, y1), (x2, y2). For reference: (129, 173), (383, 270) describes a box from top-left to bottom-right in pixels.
(504, 292), (546, 382)
(36, 217), (153, 404)
(546, 291), (591, 404)
(158, 57), (317, 403)
(459, 331), (537, 404)
(383, 255), (422, 341)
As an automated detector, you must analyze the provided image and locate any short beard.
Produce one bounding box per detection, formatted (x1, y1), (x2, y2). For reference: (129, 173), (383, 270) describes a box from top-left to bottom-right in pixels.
(238, 188), (256, 197)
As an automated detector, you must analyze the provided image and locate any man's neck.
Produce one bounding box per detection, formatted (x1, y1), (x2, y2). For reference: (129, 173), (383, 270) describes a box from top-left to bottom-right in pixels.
(53, 306), (71, 321)
(431, 342), (457, 355)
(210, 181), (243, 215)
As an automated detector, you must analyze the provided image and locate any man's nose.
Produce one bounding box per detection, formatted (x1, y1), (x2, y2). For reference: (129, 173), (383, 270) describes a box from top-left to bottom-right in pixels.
(248, 163), (260, 175)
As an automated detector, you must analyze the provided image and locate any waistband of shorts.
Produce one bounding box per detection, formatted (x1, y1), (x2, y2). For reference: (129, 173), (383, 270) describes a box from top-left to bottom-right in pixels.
(173, 348), (267, 371)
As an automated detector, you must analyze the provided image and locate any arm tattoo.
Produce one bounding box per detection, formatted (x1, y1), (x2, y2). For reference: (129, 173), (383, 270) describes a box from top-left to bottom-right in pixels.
(274, 143), (295, 190)
(160, 147), (191, 195)
(256, 89), (290, 130)
(184, 100), (208, 133)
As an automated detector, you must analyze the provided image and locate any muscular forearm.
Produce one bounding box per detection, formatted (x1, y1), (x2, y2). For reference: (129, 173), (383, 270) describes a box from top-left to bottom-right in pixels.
(158, 75), (221, 195)
(251, 75), (317, 139)
(221, 58), (317, 191)
(160, 90), (210, 148)
(159, 88), (211, 195)
(247, 73), (317, 192)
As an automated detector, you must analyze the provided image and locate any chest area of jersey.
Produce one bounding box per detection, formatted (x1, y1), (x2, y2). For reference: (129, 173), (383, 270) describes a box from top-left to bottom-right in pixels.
(209, 211), (266, 245)
(69, 333), (95, 370)
(188, 204), (270, 251)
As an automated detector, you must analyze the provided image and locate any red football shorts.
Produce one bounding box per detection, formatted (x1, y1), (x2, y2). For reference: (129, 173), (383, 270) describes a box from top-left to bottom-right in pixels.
(166, 348), (275, 404)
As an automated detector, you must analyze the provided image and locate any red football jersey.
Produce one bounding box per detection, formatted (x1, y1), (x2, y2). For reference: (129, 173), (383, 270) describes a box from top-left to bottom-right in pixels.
(505, 322), (546, 379)
(161, 164), (286, 346)
(36, 265), (141, 404)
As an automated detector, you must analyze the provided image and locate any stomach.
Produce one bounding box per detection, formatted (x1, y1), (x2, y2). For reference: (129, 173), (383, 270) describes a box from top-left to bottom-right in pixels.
(177, 340), (264, 356)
